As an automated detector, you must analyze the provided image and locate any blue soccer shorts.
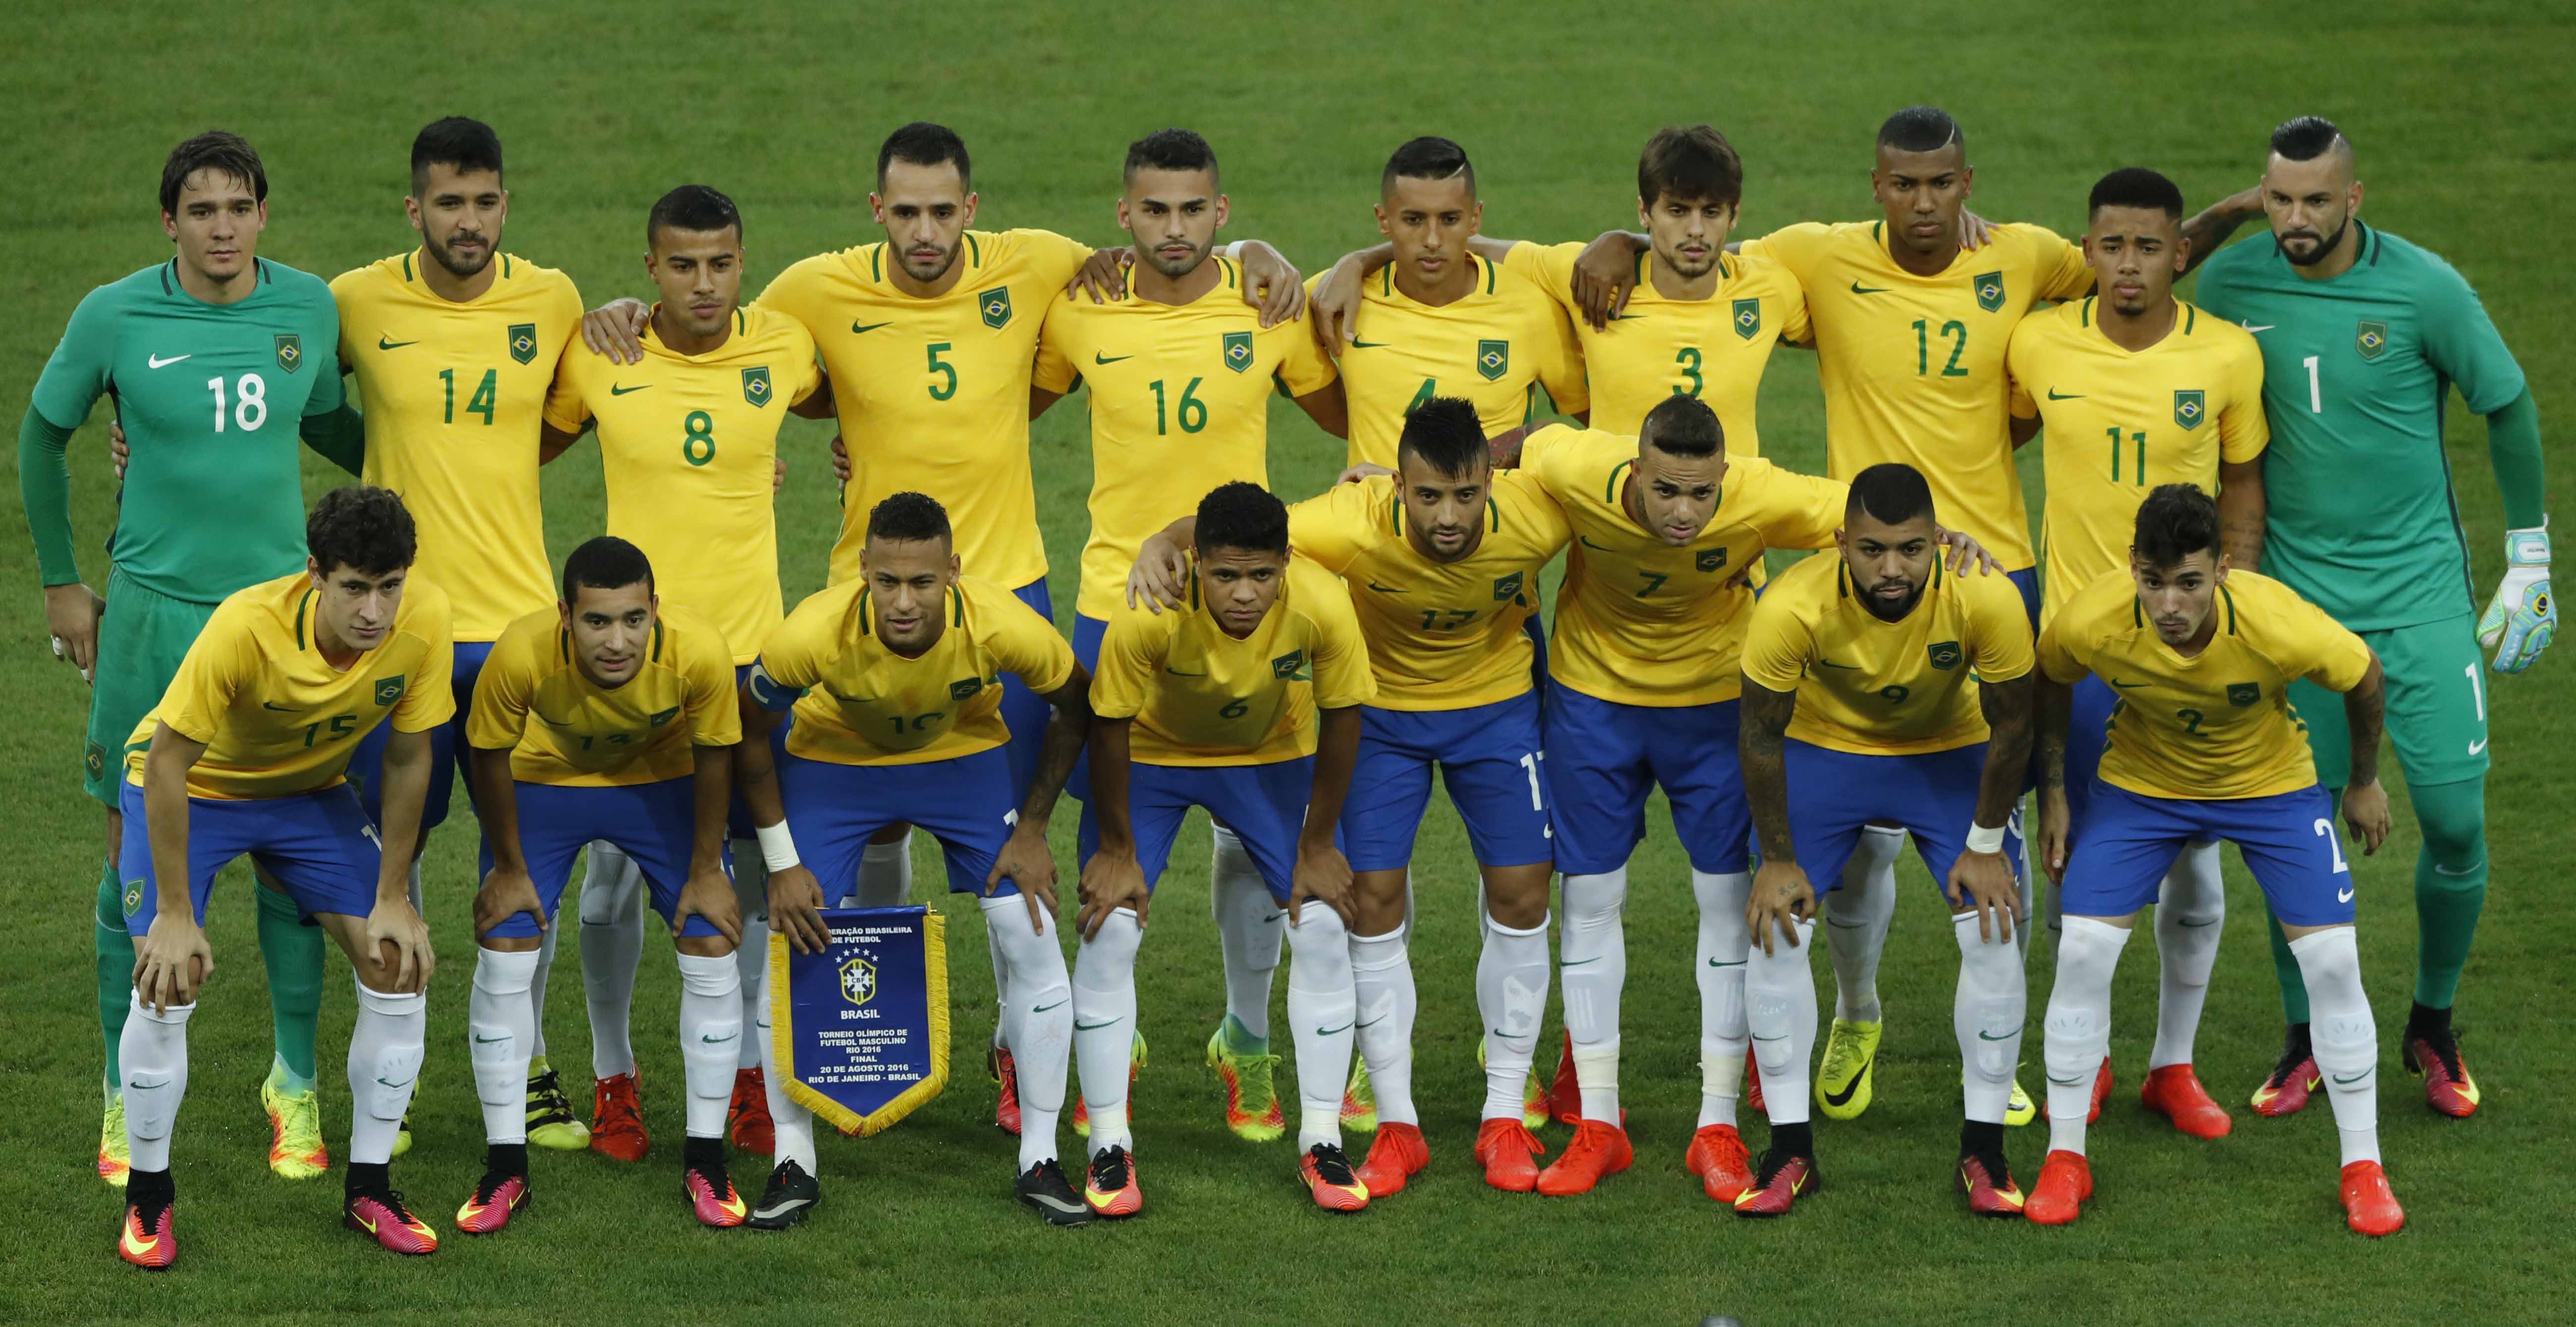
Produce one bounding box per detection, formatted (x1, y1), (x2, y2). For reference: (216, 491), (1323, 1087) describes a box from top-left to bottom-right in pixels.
(777, 744), (1023, 899)
(1782, 738), (2021, 897)
(117, 781), (382, 935)
(352, 637), (493, 833)
(478, 777), (729, 939)
(1078, 755), (1326, 902)
(1343, 691), (1553, 873)
(1546, 680), (1748, 876)
(2062, 780), (2353, 927)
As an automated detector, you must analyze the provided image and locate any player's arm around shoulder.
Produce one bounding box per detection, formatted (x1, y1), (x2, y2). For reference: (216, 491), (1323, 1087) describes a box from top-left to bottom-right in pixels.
(1292, 559), (1378, 708)
(1086, 602), (1168, 725)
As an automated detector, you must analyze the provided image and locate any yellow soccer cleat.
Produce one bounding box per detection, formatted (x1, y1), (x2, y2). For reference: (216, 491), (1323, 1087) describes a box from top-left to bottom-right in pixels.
(99, 1094), (131, 1188)
(262, 1077), (329, 1179)
(1205, 1025), (1286, 1143)
(2006, 1069), (2037, 1127)
(1814, 1018), (1882, 1120)
(1340, 1059), (1378, 1134)
(1474, 1038), (1549, 1131)
(524, 1059), (591, 1151)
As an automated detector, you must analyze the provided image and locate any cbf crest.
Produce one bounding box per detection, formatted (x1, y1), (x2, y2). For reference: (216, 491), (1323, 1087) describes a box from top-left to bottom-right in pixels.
(1732, 297), (1762, 340)
(1493, 570), (1525, 601)
(1698, 547), (1729, 573)
(743, 365), (773, 407)
(374, 676), (407, 706)
(274, 333), (303, 374)
(2356, 319), (2389, 362)
(839, 955), (877, 1008)
(508, 322), (538, 365)
(978, 287), (1013, 330)
(1928, 640), (1962, 670)
(2227, 682), (2262, 707)
(2173, 389), (2206, 431)
(1974, 271), (2006, 313)
(1477, 338), (1510, 382)
(1271, 648), (1310, 681)
(1222, 330), (1254, 373)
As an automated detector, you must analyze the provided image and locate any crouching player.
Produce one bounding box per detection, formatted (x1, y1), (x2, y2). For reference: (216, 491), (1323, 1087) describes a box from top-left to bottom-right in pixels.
(456, 536), (747, 1232)
(736, 492), (1095, 1229)
(1734, 463), (2036, 1218)
(116, 487), (450, 1266)
(2030, 483), (2401, 1234)
(1075, 482), (1375, 1217)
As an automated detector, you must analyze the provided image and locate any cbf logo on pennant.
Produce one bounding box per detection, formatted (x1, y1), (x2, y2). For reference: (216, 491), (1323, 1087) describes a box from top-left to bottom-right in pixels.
(772, 906), (950, 1137)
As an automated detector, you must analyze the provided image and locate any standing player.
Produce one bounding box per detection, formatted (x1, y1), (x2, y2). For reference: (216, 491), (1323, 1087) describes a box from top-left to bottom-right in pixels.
(2030, 484), (2401, 1235)
(22, 131), (359, 1186)
(1030, 129), (1346, 1143)
(458, 538), (747, 1233)
(2005, 166), (2270, 1137)
(1734, 464), (2037, 1218)
(735, 493), (1095, 1229)
(539, 184), (821, 1160)
(331, 116), (590, 1153)
(1133, 398), (1569, 1196)
(2194, 117), (2552, 1119)
(1074, 482), (1375, 1215)
(115, 486), (451, 1265)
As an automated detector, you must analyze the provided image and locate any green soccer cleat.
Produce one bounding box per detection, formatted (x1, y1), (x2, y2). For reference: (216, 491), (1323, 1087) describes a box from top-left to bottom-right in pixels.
(1814, 1018), (1882, 1120)
(1073, 1029), (1147, 1139)
(1340, 1059), (1378, 1134)
(1205, 1025), (1286, 1142)
(261, 1076), (329, 1179)
(2006, 1073), (2037, 1127)
(99, 1094), (131, 1188)
(1476, 1037), (1549, 1131)
(524, 1059), (590, 1151)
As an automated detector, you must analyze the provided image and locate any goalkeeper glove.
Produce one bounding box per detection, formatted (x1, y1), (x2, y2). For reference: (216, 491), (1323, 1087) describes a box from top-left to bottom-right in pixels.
(2477, 521), (2555, 674)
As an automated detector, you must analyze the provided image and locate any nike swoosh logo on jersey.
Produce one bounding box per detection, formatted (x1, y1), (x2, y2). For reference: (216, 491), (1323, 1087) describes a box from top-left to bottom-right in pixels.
(2240, 323), (2275, 333)
(1348, 339), (1391, 349)
(610, 383), (651, 395)
(1031, 999), (1068, 1014)
(1365, 581), (1408, 594)
(262, 701), (295, 711)
(1094, 352), (1133, 365)
(851, 320), (893, 333)
(376, 336), (418, 350)
(2337, 887), (2356, 902)
(147, 353), (191, 368)
(2468, 739), (2488, 755)
(1816, 658), (1860, 670)
(2110, 678), (2149, 689)
(1164, 666), (1206, 677)
(1849, 282), (1890, 295)
(2046, 388), (2085, 400)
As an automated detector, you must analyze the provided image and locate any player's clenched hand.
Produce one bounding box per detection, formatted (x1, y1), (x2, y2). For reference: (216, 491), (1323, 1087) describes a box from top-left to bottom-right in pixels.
(1235, 241), (1306, 328)
(2037, 787), (2072, 886)
(767, 864), (830, 955)
(1288, 840), (1355, 929)
(988, 823), (1059, 935)
(2342, 778), (2392, 856)
(829, 434), (854, 484)
(132, 915), (212, 1014)
(108, 417), (130, 482)
(471, 865), (547, 943)
(44, 582), (104, 685)
(1127, 532), (1190, 613)
(1935, 527), (2000, 576)
(580, 298), (653, 365)
(1946, 847), (2022, 944)
(1570, 230), (1644, 330)
(672, 865), (744, 946)
(1075, 849), (1149, 942)
(1070, 247), (1133, 305)
(1746, 859), (1815, 957)
(367, 899), (435, 994)
(1309, 256), (1366, 347)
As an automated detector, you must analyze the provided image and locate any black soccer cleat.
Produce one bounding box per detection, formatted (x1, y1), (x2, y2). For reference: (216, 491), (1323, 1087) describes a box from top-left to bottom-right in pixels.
(747, 1158), (821, 1230)
(1016, 1158), (1098, 1226)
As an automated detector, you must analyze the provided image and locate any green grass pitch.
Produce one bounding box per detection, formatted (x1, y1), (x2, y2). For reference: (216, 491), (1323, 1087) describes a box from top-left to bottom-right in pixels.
(5, 2), (2571, 1322)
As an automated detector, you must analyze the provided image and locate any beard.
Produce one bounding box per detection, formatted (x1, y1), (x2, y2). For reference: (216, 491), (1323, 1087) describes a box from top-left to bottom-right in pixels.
(2276, 214), (2350, 267)
(426, 231), (494, 279)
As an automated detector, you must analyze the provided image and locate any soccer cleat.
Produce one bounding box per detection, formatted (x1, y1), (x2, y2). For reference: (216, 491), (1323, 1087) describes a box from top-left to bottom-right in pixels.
(1744, 1046), (1766, 1114)
(2403, 1028), (2482, 1118)
(1016, 1159), (1097, 1226)
(2024, 1149), (2092, 1225)
(2006, 1074), (2036, 1127)
(1206, 1026), (1286, 1142)
(1688, 1124), (1753, 1204)
(391, 1114), (412, 1159)
(1298, 1143), (1370, 1213)
(1732, 1148), (1820, 1217)
(748, 1159), (821, 1230)
(262, 1078), (329, 1179)
(682, 1156), (748, 1227)
(727, 1068), (774, 1153)
(1074, 1030), (1148, 1138)
(1546, 1033), (1581, 1125)
(1956, 1153), (2025, 1217)
(2251, 1048), (2320, 1117)
(344, 1186), (439, 1255)
(1082, 1145), (1143, 1218)
(116, 1198), (175, 1270)
(1340, 1059), (1378, 1133)
(1475, 1038), (1550, 1131)
(1814, 1018), (1882, 1120)
(2141, 1064), (2233, 1139)
(454, 1168), (529, 1235)
(1536, 1119), (1632, 1197)
(1355, 1121), (1428, 1197)
(2339, 1160), (2406, 1236)
(525, 1062), (589, 1151)
(2042, 1057), (2114, 1125)
(590, 1072), (649, 1162)
(1474, 1118), (1546, 1193)
(99, 1096), (131, 1188)
(989, 1046), (1023, 1137)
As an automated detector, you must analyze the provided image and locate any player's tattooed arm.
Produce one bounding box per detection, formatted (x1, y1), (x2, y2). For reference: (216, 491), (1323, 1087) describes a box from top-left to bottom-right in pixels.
(136, 722), (215, 1012)
(989, 666), (1095, 935)
(1074, 715), (1149, 941)
(2177, 186), (2265, 277)
(2035, 676), (2074, 886)
(1954, 671), (2034, 942)
(2339, 652), (2393, 855)
(1737, 680), (1815, 954)
(2217, 459), (2267, 572)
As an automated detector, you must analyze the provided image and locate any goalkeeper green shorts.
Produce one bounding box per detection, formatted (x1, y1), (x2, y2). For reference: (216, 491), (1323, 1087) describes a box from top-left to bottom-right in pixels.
(2291, 611), (2489, 791)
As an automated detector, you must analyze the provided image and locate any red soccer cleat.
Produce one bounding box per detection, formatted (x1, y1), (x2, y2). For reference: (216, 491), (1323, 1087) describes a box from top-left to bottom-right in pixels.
(345, 1186), (440, 1254)
(2339, 1160), (2405, 1236)
(1536, 1119), (1632, 1196)
(1689, 1124), (1753, 1204)
(590, 1073), (649, 1162)
(2042, 1057), (2113, 1125)
(1731, 1149), (1820, 1218)
(2403, 1030), (2482, 1119)
(1475, 1118), (1546, 1193)
(989, 1046), (1023, 1137)
(453, 1169), (528, 1234)
(2251, 1048), (2320, 1117)
(1546, 1033), (1581, 1125)
(1355, 1121), (1428, 1197)
(2141, 1064), (2234, 1139)
(1083, 1145), (1143, 1219)
(1298, 1143), (1370, 1213)
(727, 1068), (774, 1153)
(2024, 1149), (2092, 1226)
(116, 1199), (175, 1270)
(1955, 1153), (2026, 1217)
(1744, 1045), (1767, 1114)
(683, 1157), (748, 1228)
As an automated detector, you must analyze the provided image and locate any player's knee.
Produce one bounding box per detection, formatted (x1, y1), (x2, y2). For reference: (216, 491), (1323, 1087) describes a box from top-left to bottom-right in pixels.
(1561, 869), (1628, 924)
(1075, 908), (1143, 984)
(1287, 905), (1351, 972)
(674, 933), (737, 961)
(1482, 874), (1550, 931)
(2414, 781), (2488, 868)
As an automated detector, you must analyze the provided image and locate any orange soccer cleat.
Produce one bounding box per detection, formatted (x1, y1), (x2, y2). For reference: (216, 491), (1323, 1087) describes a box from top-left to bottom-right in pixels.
(2403, 1027), (2482, 1119)
(2251, 1041), (2320, 1117)
(116, 1197), (176, 1270)
(454, 1168), (528, 1235)
(1083, 1145), (1143, 1219)
(2339, 1160), (2405, 1236)
(989, 1046), (1023, 1137)
(2141, 1064), (2234, 1139)
(1689, 1124), (1753, 1204)
(1355, 1121), (1428, 1198)
(590, 1072), (650, 1162)
(727, 1068), (774, 1153)
(1475, 1118), (1546, 1193)
(1298, 1143), (1370, 1213)
(1731, 1149), (1820, 1218)
(682, 1153), (748, 1228)
(1955, 1152), (2026, 1217)
(1546, 1033), (1582, 1125)
(345, 1185), (440, 1255)
(2024, 1149), (2092, 1226)
(1536, 1119), (1632, 1197)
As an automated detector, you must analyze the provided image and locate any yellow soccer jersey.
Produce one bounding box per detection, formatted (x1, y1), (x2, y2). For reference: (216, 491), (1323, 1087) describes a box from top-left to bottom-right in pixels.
(2038, 569), (2371, 800)
(2006, 298), (2269, 621)
(758, 229), (1092, 591)
(1521, 425), (1845, 707)
(126, 572), (456, 799)
(544, 306), (823, 664)
(1738, 221), (2093, 570)
(1031, 259), (1340, 621)
(465, 604), (742, 788)
(1505, 242), (1809, 453)
(1090, 557), (1375, 766)
(755, 575), (1078, 767)
(334, 253), (582, 641)
(1288, 471), (1570, 710)
(1322, 253), (1589, 470)
(1740, 550), (2033, 755)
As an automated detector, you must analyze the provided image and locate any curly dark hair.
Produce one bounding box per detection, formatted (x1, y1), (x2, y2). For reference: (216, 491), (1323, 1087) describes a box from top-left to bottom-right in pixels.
(867, 491), (951, 544)
(307, 485), (417, 577)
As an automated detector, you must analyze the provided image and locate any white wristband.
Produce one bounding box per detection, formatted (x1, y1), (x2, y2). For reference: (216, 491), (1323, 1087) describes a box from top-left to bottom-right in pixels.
(1964, 821), (2007, 855)
(755, 821), (800, 872)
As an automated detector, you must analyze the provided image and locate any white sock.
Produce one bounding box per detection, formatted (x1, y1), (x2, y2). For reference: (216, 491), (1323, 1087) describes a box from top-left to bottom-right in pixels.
(1348, 928), (1419, 1128)
(675, 952), (742, 1139)
(1559, 868), (1628, 1122)
(1072, 908), (1142, 1156)
(1285, 906), (1355, 1152)
(528, 917), (557, 1061)
(119, 994), (193, 1172)
(580, 843), (647, 1080)
(1745, 917), (1817, 1124)
(469, 947), (540, 1144)
(731, 847), (770, 1069)
(851, 829), (913, 908)
(982, 893), (1070, 1170)
(2148, 840), (2224, 1070)
(2290, 928), (2380, 1166)
(2044, 917), (2131, 1157)
(1476, 914), (1551, 1123)
(984, 908), (1013, 1053)
(1953, 912), (2024, 1124)
(1826, 826), (1901, 1023)
(1211, 824), (1284, 1046)
(349, 981), (427, 1166)
(755, 993), (817, 1173)
(1693, 869), (1752, 1128)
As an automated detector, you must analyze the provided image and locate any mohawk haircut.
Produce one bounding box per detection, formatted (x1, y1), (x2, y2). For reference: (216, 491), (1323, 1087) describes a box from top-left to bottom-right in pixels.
(2088, 167), (2185, 220)
(1637, 124), (1744, 211)
(1876, 106), (1963, 155)
(1194, 481), (1290, 557)
(562, 535), (655, 602)
(1382, 136), (1475, 197)
(160, 130), (266, 217)
(2270, 116), (2350, 162)
(867, 491), (952, 544)
(1641, 395), (1723, 459)
(877, 121), (970, 190)
(307, 485), (417, 577)
(1847, 463), (1935, 527)
(2133, 483), (2222, 569)
(1395, 397), (1488, 478)
(647, 184), (741, 246)
(1124, 128), (1219, 186)
(410, 116), (504, 195)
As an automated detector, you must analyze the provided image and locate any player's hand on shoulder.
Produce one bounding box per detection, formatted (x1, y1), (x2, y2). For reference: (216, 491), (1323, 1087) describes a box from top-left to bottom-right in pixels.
(1075, 849), (1149, 941)
(1310, 254), (1368, 348)
(43, 581), (104, 685)
(1338, 462), (1393, 485)
(767, 864), (830, 955)
(580, 297), (652, 365)
(1958, 210), (1996, 251)
(2342, 778), (2392, 856)
(1128, 531), (1190, 614)
(1935, 526), (2000, 576)
(1070, 247), (1132, 305)
(1570, 230), (1646, 330)
(132, 915), (213, 1013)
(471, 866), (546, 943)
(1234, 241), (1306, 327)
(1746, 859), (1815, 955)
